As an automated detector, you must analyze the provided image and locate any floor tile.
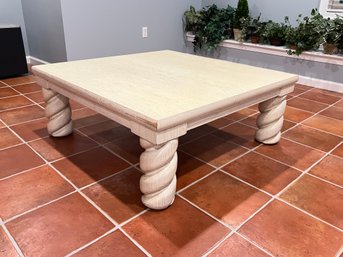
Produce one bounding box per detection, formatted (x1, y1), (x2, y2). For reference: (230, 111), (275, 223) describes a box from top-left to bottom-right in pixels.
(283, 125), (342, 152)
(239, 114), (296, 132)
(0, 120), (5, 128)
(104, 134), (142, 164)
(123, 197), (229, 257)
(0, 105), (45, 125)
(1, 75), (36, 86)
(309, 155), (343, 186)
(332, 143), (343, 158)
(179, 125), (215, 145)
(176, 152), (215, 191)
(284, 106), (313, 123)
(0, 128), (22, 149)
(255, 138), (324, 171)
(247, 104), (259, 111)
(207, 117), (234, 129)
(0, 144), (44, 179)
(0, 227), (19, 257)
(73, 230), (145, 257)
(180, 134), (247, 167)
(319, 106), (343, 121)
(213, 123), (260, 149)
(299, 90), (341, 105)
(78, 120), (131, 144)
(7, 193), (114, 257)
(72, 108), (109, 129)
(0, 87), (19, 98)
(303, 115), (343, 136)
(10, 118), (49, 142)
(0, 96), (33, 111)
(335, 99), (343, 108)
(0, 165), (74, 220)
(239, 200), (343, 257)
(310, 88), (343, 98)
(52, 147), (129, 188)
(226, 108), (257, 121)
(222, 152), (300, 195)
(295, 83), (312, 91)
(0, 81), (7, 87)
(24, 91), (44, 104)
(181, 172), (270, 228)
(288, 87), (306, 97)
(208, 234), (269, 257)
(12, 83), (41, 94)
(82, 168), (145, 223)
(70, 100), (85, 111)
(280, 175), (343, 229)
(287, 97), (328, 113)
(29, 132), (98, 162)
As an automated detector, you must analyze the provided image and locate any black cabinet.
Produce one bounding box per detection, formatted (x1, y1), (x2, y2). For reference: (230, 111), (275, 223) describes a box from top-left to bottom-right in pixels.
(0, 25), (28, 78)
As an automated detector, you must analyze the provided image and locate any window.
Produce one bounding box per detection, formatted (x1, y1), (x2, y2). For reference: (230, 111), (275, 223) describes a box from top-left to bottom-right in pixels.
(319, 0), (343, 18)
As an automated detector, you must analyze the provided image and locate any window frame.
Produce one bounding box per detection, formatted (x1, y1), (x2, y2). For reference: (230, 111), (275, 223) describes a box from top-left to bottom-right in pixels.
(319, 0), (343, 18)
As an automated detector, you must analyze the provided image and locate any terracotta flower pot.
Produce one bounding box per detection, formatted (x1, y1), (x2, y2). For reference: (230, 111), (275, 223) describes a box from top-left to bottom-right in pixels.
(250, 35), (260, 44)
(323, 43), (339, 55)
(269, 38), (285, 46)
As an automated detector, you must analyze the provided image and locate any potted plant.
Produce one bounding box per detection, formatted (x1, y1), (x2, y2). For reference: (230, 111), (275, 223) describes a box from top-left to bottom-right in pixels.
(322, 16), (343, 54)
(233, 0), (249, 41)
(187, 4), (235, 51)
(262, 20), (287, 46)
(285, 11), (323, 56)
(184, 6), (202, 33)
(249, 14), (266, 43)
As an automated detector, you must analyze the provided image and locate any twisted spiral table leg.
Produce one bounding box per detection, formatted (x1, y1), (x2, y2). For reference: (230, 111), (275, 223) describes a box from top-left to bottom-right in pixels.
(42, 88), (73, 137)
(139, 138), (178, 210)
(255, 95), (287, 144)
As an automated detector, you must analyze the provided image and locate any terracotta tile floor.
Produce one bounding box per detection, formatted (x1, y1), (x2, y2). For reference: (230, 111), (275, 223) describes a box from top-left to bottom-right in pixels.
(0, 76), (342, 257)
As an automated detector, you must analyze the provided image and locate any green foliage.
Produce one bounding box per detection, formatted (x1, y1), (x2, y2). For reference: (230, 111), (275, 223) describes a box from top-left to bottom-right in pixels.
(262, 19), (288, 42)
(184, 6), (202, 32)
(234, 0), (249, 29)
(240, 14), (267, 41)
(184, 4), (235, 51)
(322, 16), (343, 44)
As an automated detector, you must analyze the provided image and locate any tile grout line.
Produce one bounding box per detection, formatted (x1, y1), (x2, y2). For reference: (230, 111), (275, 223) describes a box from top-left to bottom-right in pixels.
(1, 223), (25, 257)
(306, 172), (343, 189)
(64, 227), (118, 257)
(2, 81), (36, 87)
(3, 115), (153, 256)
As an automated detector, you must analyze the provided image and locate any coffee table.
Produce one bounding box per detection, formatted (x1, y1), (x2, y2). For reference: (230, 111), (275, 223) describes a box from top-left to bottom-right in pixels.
(32, 50), (298, 210)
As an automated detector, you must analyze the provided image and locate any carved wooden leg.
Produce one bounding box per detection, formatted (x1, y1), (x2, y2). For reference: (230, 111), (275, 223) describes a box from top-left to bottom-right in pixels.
(42, 88), (73, 137)
(255, 95), (287, 144)
(139, 138), (178, 210)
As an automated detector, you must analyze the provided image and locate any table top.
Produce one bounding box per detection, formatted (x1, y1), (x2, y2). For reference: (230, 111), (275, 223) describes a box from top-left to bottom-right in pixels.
(33, 50), (298, 130)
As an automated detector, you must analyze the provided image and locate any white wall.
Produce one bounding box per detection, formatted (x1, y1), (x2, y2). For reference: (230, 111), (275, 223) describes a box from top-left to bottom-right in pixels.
(0, 0), (29, 55)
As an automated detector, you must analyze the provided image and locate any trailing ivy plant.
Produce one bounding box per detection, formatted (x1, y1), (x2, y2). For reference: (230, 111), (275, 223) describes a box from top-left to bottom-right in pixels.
(286, 9), (325, 55)
(184, 6), (202, 32)
(184, 4), (235, 52)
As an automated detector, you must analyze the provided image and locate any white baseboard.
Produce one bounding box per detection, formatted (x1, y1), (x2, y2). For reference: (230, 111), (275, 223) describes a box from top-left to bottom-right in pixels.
(299, 76), (343, 93)
(26, 56), (50, 65)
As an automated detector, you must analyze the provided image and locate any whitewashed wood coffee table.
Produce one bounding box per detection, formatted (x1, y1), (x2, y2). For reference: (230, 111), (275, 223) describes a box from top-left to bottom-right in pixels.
(33, 50), (298, 210)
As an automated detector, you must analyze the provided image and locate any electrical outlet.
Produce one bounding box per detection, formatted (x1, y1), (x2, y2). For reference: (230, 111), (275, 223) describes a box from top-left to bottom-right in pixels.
(142, 27), (148, 38)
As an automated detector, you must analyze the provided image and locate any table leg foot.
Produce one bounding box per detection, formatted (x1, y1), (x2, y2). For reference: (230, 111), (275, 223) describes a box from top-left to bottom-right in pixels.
(139, 138), (178, 210)
(255, 95), (287, 144)
(42, 88), (73, 137)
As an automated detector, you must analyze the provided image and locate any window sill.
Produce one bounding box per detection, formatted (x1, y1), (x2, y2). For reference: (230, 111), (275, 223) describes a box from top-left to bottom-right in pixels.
(186, 32), (343, 66)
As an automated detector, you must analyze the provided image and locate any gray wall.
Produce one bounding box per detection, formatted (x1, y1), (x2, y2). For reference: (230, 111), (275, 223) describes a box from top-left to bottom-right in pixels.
(0, 0), (29, 55)
(21, 0), (67, 62)
(60, 0), (201, 61)
(202, 0), (320, 25)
